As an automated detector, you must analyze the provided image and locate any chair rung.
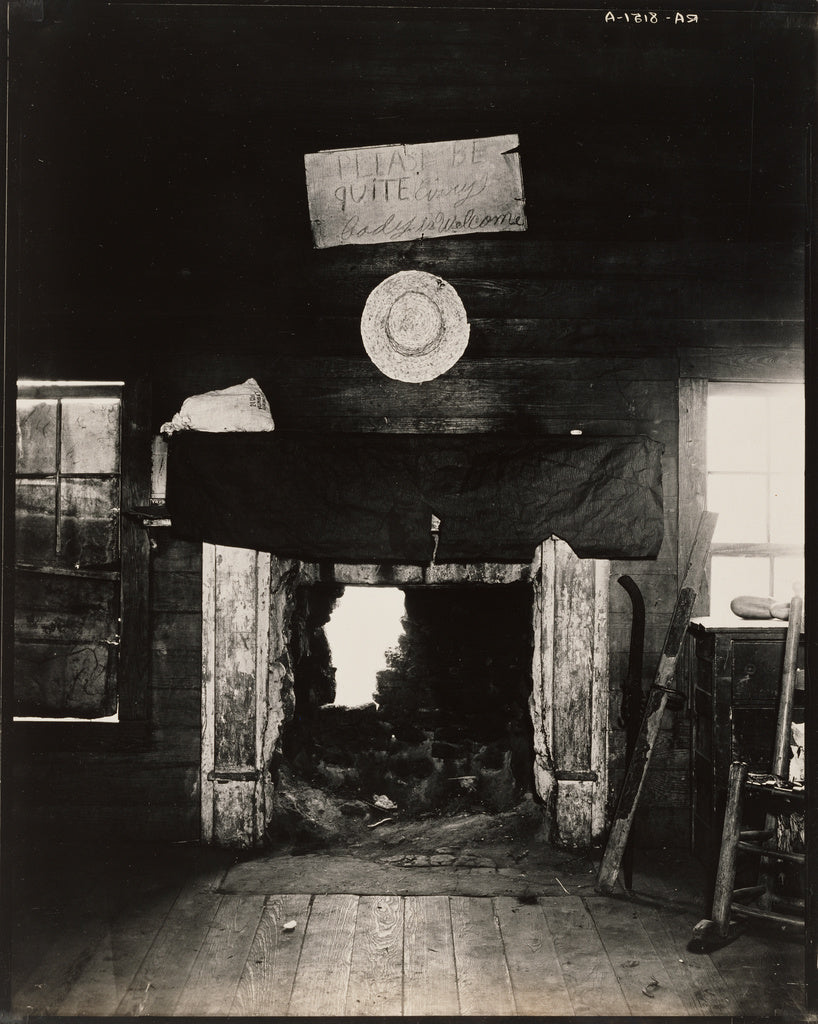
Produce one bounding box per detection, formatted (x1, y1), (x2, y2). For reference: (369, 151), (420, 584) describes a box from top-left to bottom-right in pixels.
(732, 884), (767, 900)
(773, 895), (806, 914)
(735, 840), (805, 863)
(730, 902), (804, 928)
(745, 778), (805, 800)
(739, 829), (775, 842)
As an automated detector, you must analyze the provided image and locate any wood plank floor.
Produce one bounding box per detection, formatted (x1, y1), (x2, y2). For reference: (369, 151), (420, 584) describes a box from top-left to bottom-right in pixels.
(12, 852), (810, 1018)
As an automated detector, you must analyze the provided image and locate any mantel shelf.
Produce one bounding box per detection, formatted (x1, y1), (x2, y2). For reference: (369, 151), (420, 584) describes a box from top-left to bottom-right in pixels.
(166, 432), (665, 564)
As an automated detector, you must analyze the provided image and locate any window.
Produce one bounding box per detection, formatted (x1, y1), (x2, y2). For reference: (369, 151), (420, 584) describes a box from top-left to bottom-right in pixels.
(14, 380), (149, 726)
(706, 382), (804, 617)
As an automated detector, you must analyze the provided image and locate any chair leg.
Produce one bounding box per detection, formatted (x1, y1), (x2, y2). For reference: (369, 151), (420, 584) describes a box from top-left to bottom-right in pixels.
(711, 761), (749, 936)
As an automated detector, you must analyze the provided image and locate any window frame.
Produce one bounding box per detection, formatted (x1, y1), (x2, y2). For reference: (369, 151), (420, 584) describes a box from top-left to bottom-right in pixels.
(706, 380), (804, 606)
(13, 378), (151, 749)
(679, 376), (805, 620)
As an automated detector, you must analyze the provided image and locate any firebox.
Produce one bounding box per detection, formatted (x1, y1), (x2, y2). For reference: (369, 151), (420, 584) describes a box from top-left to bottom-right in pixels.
(284, 583), (535, 820)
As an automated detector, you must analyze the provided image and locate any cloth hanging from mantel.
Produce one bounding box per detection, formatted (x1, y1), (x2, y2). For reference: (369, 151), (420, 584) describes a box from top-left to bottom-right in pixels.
(166, 432), (664, 563)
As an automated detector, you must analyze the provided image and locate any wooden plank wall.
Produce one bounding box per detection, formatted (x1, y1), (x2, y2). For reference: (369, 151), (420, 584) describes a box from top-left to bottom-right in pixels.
(8, 3), (810, 843)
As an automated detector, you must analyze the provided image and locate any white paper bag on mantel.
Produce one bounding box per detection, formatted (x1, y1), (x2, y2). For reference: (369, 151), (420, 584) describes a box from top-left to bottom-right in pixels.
(161, 378), (274, 435)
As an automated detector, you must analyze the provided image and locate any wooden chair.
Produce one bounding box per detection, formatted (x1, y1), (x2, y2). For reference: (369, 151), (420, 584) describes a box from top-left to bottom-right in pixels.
(692, 595), (804, 946)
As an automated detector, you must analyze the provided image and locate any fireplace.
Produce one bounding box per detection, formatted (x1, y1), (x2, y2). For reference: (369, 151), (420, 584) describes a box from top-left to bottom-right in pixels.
(282, 582), (536, 821)
(170, 430), (660, 849)
(200, 539), (609, 850)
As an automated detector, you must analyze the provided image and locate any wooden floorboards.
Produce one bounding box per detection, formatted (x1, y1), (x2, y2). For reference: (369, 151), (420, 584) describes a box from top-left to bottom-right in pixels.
(13, 877), (808, 1017)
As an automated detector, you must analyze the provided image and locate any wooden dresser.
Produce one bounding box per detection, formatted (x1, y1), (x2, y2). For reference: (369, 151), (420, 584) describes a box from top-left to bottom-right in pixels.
(687, 617), (805, 866)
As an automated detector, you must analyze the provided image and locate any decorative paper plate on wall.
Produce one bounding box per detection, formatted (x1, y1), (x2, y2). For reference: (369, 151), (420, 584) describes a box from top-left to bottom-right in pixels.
(360, 270), (470, 383)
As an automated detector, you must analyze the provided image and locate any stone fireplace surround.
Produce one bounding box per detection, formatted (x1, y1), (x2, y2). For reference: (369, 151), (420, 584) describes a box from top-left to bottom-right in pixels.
(201, 537), (609, 850)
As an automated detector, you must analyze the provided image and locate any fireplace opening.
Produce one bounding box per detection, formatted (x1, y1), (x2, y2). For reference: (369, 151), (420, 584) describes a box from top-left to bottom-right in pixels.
(280, 581), (536, 831)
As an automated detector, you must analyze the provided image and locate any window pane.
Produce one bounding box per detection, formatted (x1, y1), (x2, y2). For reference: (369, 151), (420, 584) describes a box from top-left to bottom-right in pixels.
(770, 473), (804, 544)
(15, 573), (120, 642)
(60, 478), (120, 568)
(773, 556), (805, 601)
(707, 393), (768, 472)
(16, 399), (57, 473)
(61, 398), (120, 474)
(770, 390), (805, 474)
(15, 480), (56, 565)
(711, 556), (771, 618)
(15, 641), (117, 718)
(708, 473), (768, 543)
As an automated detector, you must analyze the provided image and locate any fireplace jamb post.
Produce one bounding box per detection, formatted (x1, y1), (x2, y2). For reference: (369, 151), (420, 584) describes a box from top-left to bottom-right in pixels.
(531, 537), (610, 847)
(201, 543), (315, 848)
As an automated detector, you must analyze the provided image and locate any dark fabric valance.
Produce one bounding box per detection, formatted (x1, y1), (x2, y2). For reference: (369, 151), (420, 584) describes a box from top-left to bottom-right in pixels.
(166, 432), (664, 563)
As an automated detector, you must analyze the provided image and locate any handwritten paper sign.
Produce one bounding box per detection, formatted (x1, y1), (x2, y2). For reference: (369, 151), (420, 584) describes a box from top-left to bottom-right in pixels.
(304, 135), (526, 248)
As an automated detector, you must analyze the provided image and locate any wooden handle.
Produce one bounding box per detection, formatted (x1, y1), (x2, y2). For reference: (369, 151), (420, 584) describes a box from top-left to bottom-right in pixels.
(596, 509), (718, 894)
(771, 594), (803, 776)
